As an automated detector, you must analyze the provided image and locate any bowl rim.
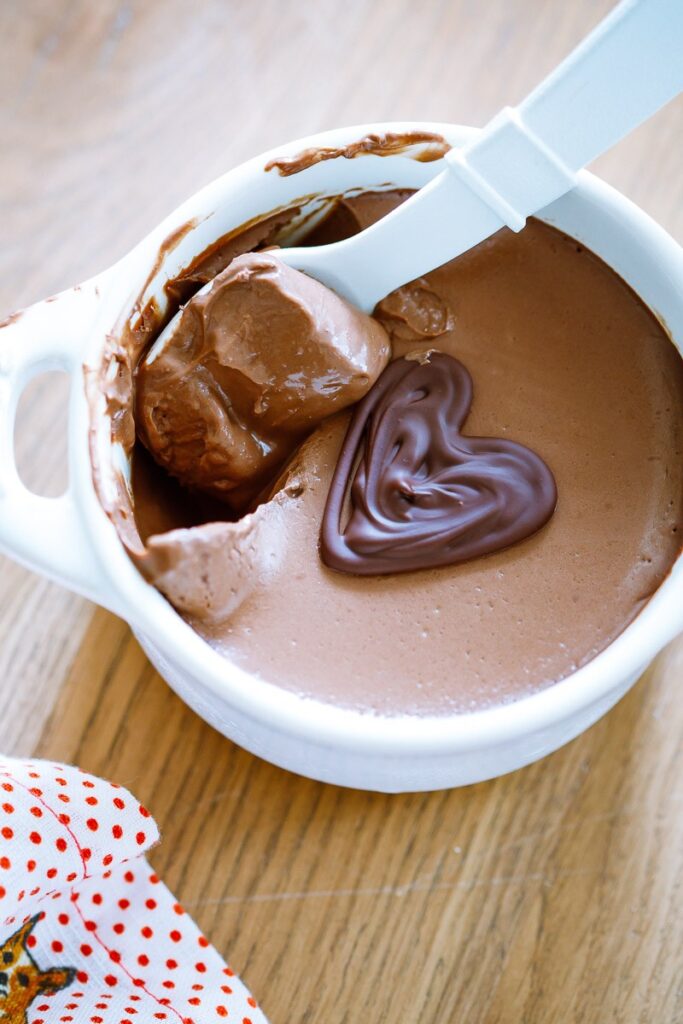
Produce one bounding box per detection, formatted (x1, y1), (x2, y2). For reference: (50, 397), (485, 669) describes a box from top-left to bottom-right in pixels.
(74, 119), (683, 756)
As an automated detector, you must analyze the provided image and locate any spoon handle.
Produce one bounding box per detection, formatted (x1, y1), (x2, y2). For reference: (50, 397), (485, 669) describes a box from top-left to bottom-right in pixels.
(519, 0), (683, 173)
(281, 0), (683, 311)
(451, 0), (683, 229)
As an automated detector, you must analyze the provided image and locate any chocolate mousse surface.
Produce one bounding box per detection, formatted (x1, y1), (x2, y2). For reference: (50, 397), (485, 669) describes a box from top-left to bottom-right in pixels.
(120, 190), (683, 715)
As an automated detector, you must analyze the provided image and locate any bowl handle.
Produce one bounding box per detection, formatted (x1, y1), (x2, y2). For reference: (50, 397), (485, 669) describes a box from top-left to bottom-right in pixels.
(0, 281), (111, 608)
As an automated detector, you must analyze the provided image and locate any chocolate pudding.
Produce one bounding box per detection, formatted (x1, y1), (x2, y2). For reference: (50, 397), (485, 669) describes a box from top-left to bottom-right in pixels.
(98, 190), (683, 715)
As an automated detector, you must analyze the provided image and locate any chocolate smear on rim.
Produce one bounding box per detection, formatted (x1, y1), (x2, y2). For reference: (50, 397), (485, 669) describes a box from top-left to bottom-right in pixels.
(320, 353), (557, 575)
(265, 131), (450, 177)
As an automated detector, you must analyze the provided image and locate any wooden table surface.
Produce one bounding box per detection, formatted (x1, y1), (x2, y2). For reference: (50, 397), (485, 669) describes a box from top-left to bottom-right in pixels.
(1, 2), (682, 1021)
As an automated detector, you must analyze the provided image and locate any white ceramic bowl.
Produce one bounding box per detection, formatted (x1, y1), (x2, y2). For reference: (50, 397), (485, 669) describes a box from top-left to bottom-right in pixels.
(1, 121), (682, 792)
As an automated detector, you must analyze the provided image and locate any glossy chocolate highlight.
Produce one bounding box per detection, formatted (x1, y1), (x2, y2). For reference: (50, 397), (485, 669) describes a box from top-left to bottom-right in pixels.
(321, 353), (557, 574)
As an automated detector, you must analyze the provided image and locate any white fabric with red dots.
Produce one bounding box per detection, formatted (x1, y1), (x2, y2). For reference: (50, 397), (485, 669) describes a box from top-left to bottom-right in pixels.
(0, 757), (268, 1024)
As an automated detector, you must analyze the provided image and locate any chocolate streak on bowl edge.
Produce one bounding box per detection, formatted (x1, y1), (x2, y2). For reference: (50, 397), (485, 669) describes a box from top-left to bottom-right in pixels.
(264, 131), (451, 176)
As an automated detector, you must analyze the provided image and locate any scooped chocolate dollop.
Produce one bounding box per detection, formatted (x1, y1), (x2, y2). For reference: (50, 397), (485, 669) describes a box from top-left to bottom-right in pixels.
(135, 251), (391, 509)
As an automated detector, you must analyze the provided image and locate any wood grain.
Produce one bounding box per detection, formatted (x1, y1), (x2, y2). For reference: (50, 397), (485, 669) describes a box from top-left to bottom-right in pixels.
(1, 2), (682, 1021)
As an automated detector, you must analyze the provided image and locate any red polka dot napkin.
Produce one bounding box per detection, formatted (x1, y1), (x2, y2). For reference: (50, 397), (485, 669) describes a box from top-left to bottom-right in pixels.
(0, 757), (268, 1024)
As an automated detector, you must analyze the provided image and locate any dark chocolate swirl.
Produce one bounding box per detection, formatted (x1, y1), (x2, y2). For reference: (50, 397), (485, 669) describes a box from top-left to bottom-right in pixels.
(320, 353), (557, 575)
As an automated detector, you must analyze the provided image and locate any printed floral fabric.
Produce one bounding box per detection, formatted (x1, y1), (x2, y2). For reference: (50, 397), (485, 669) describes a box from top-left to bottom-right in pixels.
(0, 757), (267, 1024)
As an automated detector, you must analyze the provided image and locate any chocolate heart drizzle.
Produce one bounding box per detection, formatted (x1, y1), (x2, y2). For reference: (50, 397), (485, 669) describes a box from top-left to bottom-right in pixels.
(320, 353), (557, 575)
